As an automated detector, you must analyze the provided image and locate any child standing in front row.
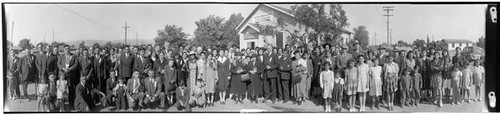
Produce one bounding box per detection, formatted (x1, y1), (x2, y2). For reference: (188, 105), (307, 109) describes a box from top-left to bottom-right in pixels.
(472, 60), (485, 102)
(37, 77), (49, 112)
(450, 65), (462, 105)
(400, 68), (413, 107)
(56, 71), (68, 112)
(345, 60), (358, 112)
(114, 78), (127, 111)
(412, 66), (422, 106)
(369, 58), (383, 110)
(333, 71), (344, 112)
(461, 62), (473, 103)
(320, 62), (335, 112)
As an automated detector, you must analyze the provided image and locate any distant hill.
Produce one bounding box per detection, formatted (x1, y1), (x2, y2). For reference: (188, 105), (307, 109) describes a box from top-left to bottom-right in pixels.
(63, 39), (156, 47)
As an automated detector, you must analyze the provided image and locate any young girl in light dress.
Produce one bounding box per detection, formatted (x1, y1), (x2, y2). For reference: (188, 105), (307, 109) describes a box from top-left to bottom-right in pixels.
(472, 60), (484, 102)
(345, 60), (358, 112)
(320, 62), (335, 112)
(461, 62), (473, 103)
(369, 58), (382, 110)
(56, 71), (68, 112)
(357, 55), (370, 112)
(450, 65), (462, 105)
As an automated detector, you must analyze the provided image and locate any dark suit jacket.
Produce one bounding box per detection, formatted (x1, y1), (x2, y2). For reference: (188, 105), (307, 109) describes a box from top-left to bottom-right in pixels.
(79, 56), (93, 76)
(57, 54), (78, 74)
(105, 77), (117, 93)
(154, 59), (167, 76)
(119, 54), (134, 79)
(46, 53), (58, 76)
(21, 54), (37, 82)
(279, 55), (292, 80)
(133, 56), (151, 77)
(35, 52), (48, 77)
(263, 53), (279, 79)
(74, 83), (100, 111)
(93, 55), (108, 91)
(9, 57), (21, 78)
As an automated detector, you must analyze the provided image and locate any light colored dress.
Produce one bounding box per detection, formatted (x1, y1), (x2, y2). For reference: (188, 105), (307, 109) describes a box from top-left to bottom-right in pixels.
(204, 59), (218, 93)
(357, 63), (370, 93)
(369, 66), (382, 96)
(320, 70), (335, 98)
(197, 59), (207, 82)
(460, 66), (472, 89)
(345, 67), (358, 95)
(56, 80), (68, 99)
(384, 62), (399, 93)
(188, 60), (198, 92)
(473, 66), (485, 86)
(451, 70), (462, 101)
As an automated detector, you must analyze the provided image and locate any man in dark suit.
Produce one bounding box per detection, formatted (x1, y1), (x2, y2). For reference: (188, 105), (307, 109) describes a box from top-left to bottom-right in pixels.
(275, 48), (283, 101)
(119, 47), (135, 82)
(47, 46), (59, 77)
(93, 48), (109, 92)
(79, 49), (93, 77)
(279, 51), (292, 103)
(153, 52), (167, 77)
(35, 44), (48, 83)
(74, 76), (105, 112)
(142, 69), (165, 108)
(20, 48), (37, 100)
(101, 70), (117, 108)
(57, 45), (79, 106)
(126, 71), (145, 111)
(134, 49), (152, 79)
(263, 46), (279, 103)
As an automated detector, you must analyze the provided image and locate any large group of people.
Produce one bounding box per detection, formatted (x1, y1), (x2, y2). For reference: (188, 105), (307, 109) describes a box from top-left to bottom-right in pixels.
(6, 41), (485, 112)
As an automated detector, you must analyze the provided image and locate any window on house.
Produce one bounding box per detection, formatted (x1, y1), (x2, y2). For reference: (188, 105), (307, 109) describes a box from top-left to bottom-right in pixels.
(452, 43), (455, 48)
(460, 43), (463, 46)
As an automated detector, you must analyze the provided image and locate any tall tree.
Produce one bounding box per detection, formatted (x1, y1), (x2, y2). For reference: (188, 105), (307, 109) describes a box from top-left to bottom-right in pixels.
(353, 25), (369, 48)
(154, 24), (188, 48)
(193, 15), (226, 46)
(222, 13), (244, 47)
(18, 38), (33, 50)
(413, 39), (426, 49)
(291, 4), (349, 45)
(477, 36), (485, 48)
(397, 40), (410, 47)
(51, 41), (68, 48)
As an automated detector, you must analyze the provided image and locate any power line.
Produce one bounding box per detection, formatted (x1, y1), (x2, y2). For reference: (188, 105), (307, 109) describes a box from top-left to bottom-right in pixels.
(54, 4), (112, 30)
(374, 5), (385, 21)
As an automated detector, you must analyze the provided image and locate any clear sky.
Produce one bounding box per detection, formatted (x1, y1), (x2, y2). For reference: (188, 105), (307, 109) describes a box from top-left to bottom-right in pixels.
(5, 4), (486, 45)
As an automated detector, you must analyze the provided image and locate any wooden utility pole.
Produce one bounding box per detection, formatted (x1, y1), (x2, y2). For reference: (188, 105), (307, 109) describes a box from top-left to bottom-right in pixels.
(136, 31), (138, 46)
(122, 21), (130, 45)
(44, 29), (47, 46)
(383, 6), (394, 45)
(10, 21), (14, 47)
(52, 27), (55, 44)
